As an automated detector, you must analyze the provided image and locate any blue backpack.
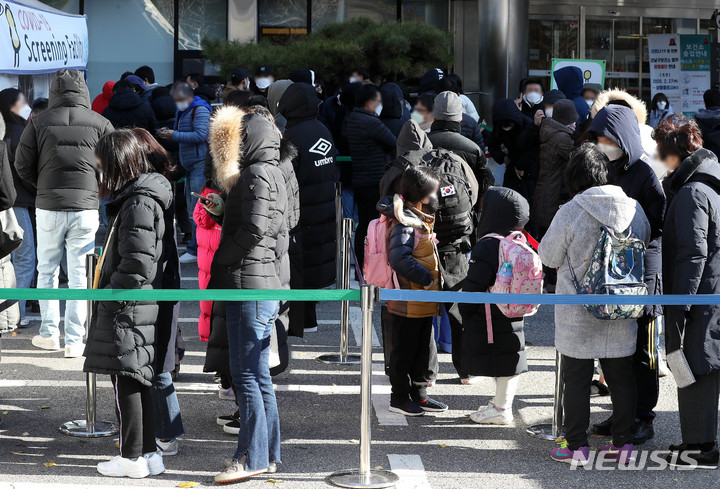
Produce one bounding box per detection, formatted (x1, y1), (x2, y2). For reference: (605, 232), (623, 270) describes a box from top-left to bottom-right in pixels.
(568, 226), (647, 320)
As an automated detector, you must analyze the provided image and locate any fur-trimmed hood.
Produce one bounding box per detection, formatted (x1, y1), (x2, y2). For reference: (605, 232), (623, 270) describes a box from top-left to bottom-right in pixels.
(376, 194), (433, 229)
(209, 105), (281, 193)
(591, 88), (648, 125)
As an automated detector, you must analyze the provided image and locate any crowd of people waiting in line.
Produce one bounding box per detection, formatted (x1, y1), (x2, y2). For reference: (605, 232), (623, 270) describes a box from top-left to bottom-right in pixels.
(2, 62), (720, 482)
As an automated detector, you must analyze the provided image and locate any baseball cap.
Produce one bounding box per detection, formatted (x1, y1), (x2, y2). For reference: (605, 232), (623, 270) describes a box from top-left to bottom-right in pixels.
(231, 68), (250, 84)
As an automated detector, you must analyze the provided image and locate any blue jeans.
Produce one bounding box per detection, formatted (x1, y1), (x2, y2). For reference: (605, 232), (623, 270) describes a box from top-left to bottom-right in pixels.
(341, 186), (358, 221)
(226, 300), (281, 469)
(36, 209), (98, 345)
(184, 163), (205, 256)
(152, 371), (185, 440)
(10, 207), (35, 321)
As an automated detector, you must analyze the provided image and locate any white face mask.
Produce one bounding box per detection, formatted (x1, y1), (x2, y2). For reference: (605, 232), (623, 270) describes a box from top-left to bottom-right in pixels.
(657, 101), (667, 110)
(176, 100), (190, 112)
(585, 99), (594, 108)
(255, 77), (272, 90)
(524, 92), (543, 106)
(375, 103), (383, 116)
(545, 107), (553, 118)
(597, 142), (624, 162)
(19, 104), (32, 120)
(349, 76), (357, 84)
(411, 111), (425, 124)
(502, 124), (514, 132)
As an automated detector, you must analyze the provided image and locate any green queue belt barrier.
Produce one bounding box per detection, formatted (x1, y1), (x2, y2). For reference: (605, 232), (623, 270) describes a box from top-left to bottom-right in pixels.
(337, 156), (351, 162)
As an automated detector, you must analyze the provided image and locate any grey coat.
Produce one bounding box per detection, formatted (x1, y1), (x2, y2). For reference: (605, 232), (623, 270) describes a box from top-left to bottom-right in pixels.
(539, 185), (650, 359)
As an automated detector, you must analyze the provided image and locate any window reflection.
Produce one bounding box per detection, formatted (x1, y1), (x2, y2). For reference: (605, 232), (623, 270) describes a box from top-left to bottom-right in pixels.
(178, 0), (227, 50)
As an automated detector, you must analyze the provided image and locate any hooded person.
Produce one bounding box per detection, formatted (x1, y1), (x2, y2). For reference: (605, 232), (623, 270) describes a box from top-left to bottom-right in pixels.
(380, 83), (410, 137)
(553, 66), (590, 126)
(459, 187), (530, 424)
(102, 80), (157, 132)
(267, 79), (293, 134)
(539, 143), (650, 463)
(588, 104), (667, 444)
(289, 69), (315, 85)
(419, 68), (445, 95)
(278, 82), (337, 332)
(208, 105), (287, 482)
(92, 80), (115, 114)
(428, 91), (486, 181)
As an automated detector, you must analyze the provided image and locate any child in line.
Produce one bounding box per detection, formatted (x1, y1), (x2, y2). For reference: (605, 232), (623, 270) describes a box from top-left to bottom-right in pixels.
(459, 187), (531, 425)
(377, 166), (448, 416)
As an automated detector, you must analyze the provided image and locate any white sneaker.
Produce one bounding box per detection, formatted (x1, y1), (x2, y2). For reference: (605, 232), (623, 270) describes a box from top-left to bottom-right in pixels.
(178, 252), (197, 264)
(31, 334), (60, 351)
(143, 451), (165, 475)
(97, 455), (150, 478)
(156, 438), (178, 456)
(64, 343), (85, 358)
(469, 402), (513, 425)
(214, 458), (268, 483)
(304, 326), (318, 333)
(18, 319), (30, 328)
(219, 386), (235, 400)
(461, 376), (482, 385)
(658, 359), (670, 378)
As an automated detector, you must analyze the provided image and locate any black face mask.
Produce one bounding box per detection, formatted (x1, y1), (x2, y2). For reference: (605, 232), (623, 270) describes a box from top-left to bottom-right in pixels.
(423, 194), (440, 214)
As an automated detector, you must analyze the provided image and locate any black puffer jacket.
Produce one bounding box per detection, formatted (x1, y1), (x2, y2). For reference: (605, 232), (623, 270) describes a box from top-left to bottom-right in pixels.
(279, 82), (337, 288)
(345, 108), (397, 188)
(102, 88), (157, 132)
(460, 187), (529, 377)
(83, 173), (173, 386)
(486, 98), (539, 187)
(428, 120), (486, 180)
(209, 106), (288, 290)
(0, 117), (18, 335)
(532, 117), (574, 230)
(460, 113), (486, 150)
(2, 118), (34, 208)
(14, 69), (113, 211)
(380, 83), (409, 137)
(695, 108), (720, 158)
(155, 204), (180, 374)
(663, 149), (720, 375)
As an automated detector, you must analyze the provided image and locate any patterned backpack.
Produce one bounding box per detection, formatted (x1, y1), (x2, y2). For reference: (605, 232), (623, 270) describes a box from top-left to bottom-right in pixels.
(568, 225), (647, 320)
(481, 232), (543, 343)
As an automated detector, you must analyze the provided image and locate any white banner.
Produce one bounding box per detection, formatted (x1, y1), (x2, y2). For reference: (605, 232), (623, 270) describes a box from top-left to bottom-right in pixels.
(0, 1), (88, 74)
(648, 34), (683, 115)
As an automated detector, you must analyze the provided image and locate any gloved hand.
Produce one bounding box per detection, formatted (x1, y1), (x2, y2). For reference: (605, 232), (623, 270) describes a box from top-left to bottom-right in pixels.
(203, 192), (225, 216)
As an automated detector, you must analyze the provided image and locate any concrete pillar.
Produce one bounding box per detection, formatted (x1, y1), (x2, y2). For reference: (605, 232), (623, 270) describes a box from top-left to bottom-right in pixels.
(228, 0), (257, 43)
(477, 0), (529, 122)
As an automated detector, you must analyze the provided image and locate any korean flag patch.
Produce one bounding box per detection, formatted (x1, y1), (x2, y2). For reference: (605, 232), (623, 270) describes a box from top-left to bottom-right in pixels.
(440, 185), (456, 197)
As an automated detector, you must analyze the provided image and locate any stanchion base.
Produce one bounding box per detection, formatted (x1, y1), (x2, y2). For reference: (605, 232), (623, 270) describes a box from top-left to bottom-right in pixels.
(526, 423), (563, 441)
(326, 469), (399, 488)
(60, 420), (119, 438)
(317, 353), (362, 365)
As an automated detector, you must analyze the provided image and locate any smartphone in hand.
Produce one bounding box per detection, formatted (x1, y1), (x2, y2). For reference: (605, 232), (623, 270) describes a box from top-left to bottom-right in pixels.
(191, 192), (213, 205)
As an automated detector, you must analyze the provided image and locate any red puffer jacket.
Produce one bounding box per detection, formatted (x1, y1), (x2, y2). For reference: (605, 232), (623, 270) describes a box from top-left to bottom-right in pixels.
(193, 185), (222, 341)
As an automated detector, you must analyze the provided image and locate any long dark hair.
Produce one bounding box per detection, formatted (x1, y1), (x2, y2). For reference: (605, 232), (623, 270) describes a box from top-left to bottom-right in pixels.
(129, 127), (176, 178)
(0, 88), (26, 127)
(400, 166), (440, 204)
(95, 129), (152, 197)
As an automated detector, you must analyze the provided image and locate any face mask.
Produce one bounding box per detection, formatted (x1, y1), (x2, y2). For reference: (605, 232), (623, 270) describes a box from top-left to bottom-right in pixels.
(544, 107), (553, 118)
(567, 122), (577, 132)
(375, 103), (383, 116)
(411, 111), (425, 124)
(502, 124), (514, 132)
(176, 101), (190, 112)
(255, 77), (272, 90)
(597, 142), (624, 162)
(657, 101), (667, 110)
(585, 99), (594, 108)
(19, 104), (31, 120)
(423, 194), (440, 214)
(524, 92), (543, 106)
(349, 76), (357, 84)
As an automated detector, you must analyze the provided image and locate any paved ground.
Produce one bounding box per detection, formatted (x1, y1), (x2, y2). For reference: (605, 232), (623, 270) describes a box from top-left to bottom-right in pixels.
(0, 241), (717, 488)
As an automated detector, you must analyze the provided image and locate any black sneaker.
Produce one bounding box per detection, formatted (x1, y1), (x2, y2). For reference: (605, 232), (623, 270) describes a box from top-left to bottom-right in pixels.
(590, 380), (610, 397)
(665, 444), (719, 469)
(591, 415), (612, 437)
(223, 419), (242, 434)
(217, 411), (240, 426)
(417, 397), (448, 412)
(633, 419), (655, 445)
(389, 401), (425, 417)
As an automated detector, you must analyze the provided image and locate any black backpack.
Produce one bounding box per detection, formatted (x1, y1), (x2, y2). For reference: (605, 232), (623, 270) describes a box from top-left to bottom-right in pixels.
(422, 149), (474, 244)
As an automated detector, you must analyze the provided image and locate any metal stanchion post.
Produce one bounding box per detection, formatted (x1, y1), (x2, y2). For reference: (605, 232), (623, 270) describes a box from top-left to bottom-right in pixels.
(526, 350), (564, 440)
(319, 218), (361, 365)
(326, 285), (399, 488)
(336, 181), (343, 290)
(60, 254), (119, 438)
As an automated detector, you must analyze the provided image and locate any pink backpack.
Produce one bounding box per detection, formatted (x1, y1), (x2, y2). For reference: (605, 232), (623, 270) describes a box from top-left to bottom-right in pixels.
(363, 215), (400, 289)
(482, 231), (543, 343)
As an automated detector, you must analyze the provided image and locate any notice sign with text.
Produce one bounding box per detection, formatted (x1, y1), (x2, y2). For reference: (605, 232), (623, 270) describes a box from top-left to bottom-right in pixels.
(648, 34), (681, 114)
(0, 1), (88, 74)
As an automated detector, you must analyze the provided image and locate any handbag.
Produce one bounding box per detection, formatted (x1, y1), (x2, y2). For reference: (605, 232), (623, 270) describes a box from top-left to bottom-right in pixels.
(666, 317), (696, 388)
(0, 208), (23, 260)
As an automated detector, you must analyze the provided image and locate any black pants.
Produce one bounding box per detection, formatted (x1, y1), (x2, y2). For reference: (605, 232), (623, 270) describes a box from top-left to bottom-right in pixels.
(174, 181), (192, 235)
(388, 313), (432, 405)
(305, 301), (318, 330)
(439, 247), (470, 378)
(634, 315), (659, 422)
(562, 355), (636, 450)
(112, 375), (156, 459)
(678, 371), (720, 445)
(353, 185), (380, 271)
